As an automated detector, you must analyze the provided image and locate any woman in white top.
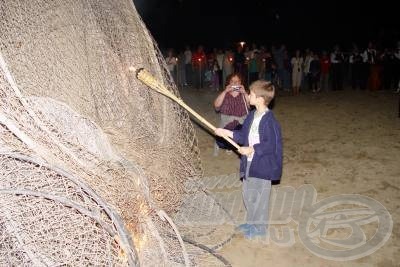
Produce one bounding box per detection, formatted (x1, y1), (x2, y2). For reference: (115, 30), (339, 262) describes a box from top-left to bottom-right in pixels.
(291, 49), (303, 95)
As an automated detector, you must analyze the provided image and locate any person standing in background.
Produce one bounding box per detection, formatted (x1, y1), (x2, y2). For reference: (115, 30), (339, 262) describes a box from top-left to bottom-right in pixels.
(320, 51), (331, 91)
(234, 45), (246, 83)
(165, 48), (177, 83)
(192, 45), (206, 89)
(349, 47), (364, 90)
(309, 53), (321, 93)
(184, 45), (192, 87)
(303, 50), (314, 91)
(216, 49), (225, 89)
(363, 42), (380, 91)
(213, 73), (249, 156)
(248, 44), (260, 85)
(223, 49), (234, 87)
(272, 44), (286, 91)
(291, 49), (303, 95)
(330, 45), (344, 90)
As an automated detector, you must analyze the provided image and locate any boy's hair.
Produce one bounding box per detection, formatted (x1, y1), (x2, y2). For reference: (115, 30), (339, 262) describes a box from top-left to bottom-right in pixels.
(249, 80), (275, 105)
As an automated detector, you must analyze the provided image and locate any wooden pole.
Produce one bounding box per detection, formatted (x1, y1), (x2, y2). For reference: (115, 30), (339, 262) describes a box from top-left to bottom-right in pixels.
(130, 67), (240, 150)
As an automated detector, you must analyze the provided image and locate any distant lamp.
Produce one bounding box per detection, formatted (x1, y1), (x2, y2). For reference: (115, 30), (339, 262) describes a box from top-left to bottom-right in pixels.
(239, 41), (245, 48)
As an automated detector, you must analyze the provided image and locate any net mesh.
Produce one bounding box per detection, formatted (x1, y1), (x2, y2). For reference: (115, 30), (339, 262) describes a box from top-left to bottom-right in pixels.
(0, 0), (234, 266)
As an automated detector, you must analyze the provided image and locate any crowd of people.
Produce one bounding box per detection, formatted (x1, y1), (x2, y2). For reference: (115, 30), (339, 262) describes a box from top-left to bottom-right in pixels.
(165, 41), (400, 95)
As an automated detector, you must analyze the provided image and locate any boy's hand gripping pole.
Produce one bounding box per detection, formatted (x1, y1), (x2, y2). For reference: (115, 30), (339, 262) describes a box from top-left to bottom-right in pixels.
(130, 67), (240, 150)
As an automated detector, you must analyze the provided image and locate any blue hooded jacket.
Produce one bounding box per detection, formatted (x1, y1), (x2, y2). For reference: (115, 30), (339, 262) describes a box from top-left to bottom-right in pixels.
(233, 110), (283, 181)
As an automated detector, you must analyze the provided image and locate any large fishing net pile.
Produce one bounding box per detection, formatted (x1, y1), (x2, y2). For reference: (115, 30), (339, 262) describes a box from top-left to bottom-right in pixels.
(0, 0), (234, 266)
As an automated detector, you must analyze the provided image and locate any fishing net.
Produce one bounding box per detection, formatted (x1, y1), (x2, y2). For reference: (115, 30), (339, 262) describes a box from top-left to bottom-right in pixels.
(0, 0), (234, 266)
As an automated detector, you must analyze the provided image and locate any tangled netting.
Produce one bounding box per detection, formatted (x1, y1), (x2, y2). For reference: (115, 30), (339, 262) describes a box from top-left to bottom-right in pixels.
(0, 0), (235, 266)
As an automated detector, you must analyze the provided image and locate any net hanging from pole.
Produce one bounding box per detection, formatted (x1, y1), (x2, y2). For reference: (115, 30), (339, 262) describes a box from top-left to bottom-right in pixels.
(0, 0), (235, 266)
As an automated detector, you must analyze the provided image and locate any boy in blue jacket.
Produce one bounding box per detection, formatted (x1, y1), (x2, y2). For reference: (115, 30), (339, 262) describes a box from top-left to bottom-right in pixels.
(215, 80), (282, 239)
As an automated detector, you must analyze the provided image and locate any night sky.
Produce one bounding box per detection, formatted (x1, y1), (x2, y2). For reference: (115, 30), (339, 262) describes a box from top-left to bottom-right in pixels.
(134, 0), (398, 52)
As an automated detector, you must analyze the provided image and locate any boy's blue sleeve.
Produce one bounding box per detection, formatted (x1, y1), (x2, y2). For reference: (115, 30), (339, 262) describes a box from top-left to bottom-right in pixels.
(232, 113), (251, 145)
(253, 119), (281, 156)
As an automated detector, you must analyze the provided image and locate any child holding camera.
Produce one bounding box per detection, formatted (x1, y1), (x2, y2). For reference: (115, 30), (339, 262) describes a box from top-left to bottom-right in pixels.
(215, 80), (283, 239)
(213, 73), (250, 155)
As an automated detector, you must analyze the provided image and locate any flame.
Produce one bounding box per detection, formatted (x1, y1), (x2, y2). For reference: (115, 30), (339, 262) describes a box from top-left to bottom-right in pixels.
(133, 232), (148, 252)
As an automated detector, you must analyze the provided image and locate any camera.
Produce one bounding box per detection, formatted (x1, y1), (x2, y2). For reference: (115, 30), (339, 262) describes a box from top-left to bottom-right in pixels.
(232, 85), (241, 91)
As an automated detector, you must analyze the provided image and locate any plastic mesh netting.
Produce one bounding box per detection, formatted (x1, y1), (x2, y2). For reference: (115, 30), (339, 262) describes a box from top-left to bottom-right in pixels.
(0, 0), (234, 266)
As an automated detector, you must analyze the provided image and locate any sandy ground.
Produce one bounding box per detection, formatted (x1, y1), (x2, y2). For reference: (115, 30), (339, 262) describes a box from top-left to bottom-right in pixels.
(180, 86), (400, 267)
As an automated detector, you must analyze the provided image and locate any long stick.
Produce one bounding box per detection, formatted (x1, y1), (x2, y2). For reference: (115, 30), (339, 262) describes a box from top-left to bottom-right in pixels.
(130, 67), (240, 150)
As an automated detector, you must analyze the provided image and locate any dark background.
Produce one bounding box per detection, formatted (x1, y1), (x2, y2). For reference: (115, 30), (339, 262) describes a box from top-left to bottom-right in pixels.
(134, 0), (399, 52)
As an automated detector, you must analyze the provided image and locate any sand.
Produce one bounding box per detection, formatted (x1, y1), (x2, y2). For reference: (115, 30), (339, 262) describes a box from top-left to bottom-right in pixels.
(180, 87), (400, 267)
